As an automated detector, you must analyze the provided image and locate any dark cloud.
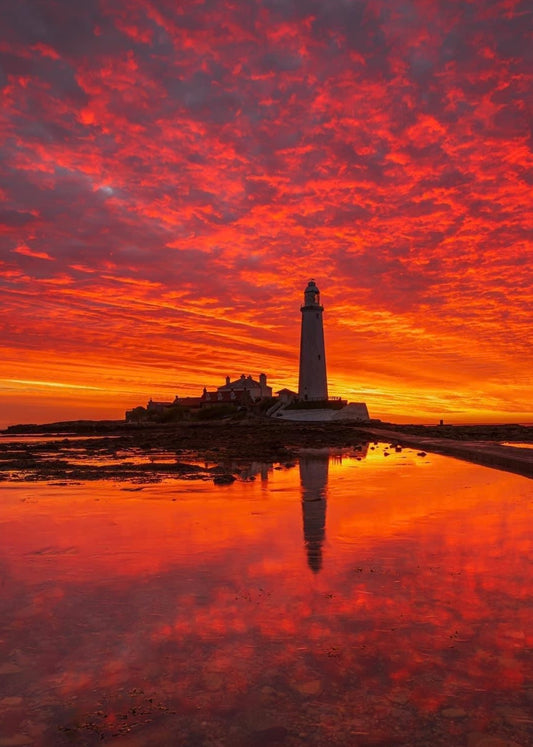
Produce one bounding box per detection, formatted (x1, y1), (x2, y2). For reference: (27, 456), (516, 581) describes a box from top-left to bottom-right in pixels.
(0, 209), (38, 228)
(1, 0), (109, 55)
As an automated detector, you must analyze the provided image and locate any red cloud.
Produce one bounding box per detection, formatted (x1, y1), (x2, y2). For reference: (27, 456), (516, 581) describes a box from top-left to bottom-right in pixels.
(12, 244), (54, 260)
(0, 0), (531, 425)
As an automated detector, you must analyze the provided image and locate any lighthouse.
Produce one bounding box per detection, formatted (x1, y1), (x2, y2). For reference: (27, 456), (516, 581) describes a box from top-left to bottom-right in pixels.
(298, 279), (328, 401)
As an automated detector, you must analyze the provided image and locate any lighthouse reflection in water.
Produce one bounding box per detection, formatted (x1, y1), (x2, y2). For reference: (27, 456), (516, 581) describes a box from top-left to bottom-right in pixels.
(299, 446), (369, 573)
(300, 455), (328, 573)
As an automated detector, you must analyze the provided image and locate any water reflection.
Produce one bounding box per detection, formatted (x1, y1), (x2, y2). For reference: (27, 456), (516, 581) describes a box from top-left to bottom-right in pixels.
(0, 447), (532, 746)
(300, 455), (328, 573)
(300, 446), (369, 573)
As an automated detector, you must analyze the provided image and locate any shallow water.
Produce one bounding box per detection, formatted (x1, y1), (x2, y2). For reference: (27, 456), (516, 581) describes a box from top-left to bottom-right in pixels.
(0, 445), (532, 746)
(0, 435), (120, 443)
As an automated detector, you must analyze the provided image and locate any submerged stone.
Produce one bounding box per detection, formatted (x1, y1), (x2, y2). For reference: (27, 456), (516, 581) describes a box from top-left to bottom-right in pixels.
(213, 474), (236, 485)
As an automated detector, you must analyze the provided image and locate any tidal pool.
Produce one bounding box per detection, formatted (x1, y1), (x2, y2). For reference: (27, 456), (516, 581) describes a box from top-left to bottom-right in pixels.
(0, 445), (532, 746)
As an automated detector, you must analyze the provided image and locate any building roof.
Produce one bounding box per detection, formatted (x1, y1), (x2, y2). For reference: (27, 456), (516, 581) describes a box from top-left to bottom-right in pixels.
(218, 374), (262, 391)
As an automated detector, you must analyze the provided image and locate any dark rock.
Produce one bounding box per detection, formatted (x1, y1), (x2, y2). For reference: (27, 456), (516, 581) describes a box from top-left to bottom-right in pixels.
(213, 474), (236, 485)
(246, 726), (289, 745)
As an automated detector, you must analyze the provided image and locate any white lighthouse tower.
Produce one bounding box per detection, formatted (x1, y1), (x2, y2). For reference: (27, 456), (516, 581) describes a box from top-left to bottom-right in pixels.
(298, 279), (328, 401)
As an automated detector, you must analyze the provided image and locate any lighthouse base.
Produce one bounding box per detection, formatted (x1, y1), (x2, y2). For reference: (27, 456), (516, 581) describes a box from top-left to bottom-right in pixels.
(287, 398), (346, 411)
(275, 402), (370, 422)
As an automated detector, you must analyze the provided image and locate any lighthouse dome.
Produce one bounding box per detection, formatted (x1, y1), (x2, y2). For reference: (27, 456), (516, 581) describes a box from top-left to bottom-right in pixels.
(303, 279), (321, 306)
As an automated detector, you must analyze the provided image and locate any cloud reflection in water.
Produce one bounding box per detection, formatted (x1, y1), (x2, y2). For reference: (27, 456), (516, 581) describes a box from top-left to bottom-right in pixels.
(0, 446), (531, 744)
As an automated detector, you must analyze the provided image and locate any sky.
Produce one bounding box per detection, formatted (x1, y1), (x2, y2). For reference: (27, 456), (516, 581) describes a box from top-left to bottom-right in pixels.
(1, 0), (532, 427)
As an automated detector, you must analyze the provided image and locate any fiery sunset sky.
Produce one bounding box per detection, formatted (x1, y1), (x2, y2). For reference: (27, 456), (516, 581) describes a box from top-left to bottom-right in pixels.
(1, 0), (532, 426)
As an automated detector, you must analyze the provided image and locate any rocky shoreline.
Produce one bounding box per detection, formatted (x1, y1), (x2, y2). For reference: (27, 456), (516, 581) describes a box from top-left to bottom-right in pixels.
(1, 419), (532, 482)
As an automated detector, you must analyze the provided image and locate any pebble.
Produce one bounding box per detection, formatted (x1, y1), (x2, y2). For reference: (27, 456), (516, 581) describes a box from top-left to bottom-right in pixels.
(0, 736), (33, 747)
(0, 697), (23, 707)
(500, 707), (532, 726)
(249, 726), (288, 745)
(294, 679), (321, 696)
(441, 707), (467, 719)
(389, 690), (410, 704)
(204, 673), (224, 691)
(505, 630), (525, 640)
(213, 474), (235, 485)
(468, 734), (523, 747)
